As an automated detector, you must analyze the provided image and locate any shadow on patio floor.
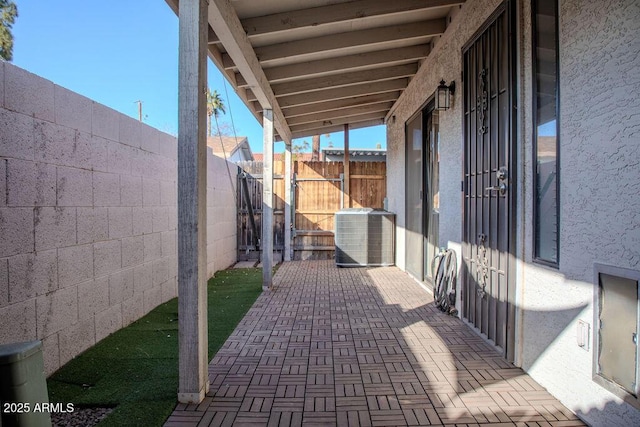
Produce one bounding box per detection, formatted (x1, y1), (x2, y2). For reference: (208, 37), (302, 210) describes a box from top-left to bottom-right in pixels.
(165, 260), (585, 426)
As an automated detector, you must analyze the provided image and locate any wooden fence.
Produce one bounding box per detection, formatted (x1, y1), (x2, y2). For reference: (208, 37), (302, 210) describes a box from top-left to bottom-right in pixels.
(236, 161), (286, 261)
(236, 160), (386, 260)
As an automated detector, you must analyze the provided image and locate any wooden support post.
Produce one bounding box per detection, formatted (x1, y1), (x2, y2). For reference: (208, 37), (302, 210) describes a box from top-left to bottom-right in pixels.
(284, 145), (292, 261)
(177, 0), (208, 404)
(343, 124), (351, 208)
(262, 109), (274, 289)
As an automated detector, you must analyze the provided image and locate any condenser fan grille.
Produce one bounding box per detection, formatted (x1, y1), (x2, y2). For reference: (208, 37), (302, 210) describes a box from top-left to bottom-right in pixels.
(335, 208), (394, 267)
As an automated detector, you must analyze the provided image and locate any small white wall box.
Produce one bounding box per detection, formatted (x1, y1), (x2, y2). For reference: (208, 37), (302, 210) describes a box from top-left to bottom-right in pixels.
(577, 320), (590, 350)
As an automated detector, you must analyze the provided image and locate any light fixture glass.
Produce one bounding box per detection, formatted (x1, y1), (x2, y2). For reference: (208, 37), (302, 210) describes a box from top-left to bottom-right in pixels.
(435, 80), (455, 111)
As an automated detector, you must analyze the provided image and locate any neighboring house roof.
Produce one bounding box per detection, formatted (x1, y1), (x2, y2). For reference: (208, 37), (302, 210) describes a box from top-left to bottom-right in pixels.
(252, 150), (387, 162)
(254, 153), (314, 162)
(322, 148), (387, 162)
(322, 148), (386, 157)
(207, 136), (254, 161)
(537, 136), (557, 160)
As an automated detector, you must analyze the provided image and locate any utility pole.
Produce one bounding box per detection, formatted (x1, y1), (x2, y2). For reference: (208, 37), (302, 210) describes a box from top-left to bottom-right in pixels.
(134, 100), (143, 121)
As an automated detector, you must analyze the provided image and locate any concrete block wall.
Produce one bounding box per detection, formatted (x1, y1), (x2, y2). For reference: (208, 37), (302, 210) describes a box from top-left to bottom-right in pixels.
(0, 62), (237, 375)
(207, 153), (238, 277)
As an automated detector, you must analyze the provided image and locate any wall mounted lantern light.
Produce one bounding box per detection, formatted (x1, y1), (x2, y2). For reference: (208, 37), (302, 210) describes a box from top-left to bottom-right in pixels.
(435, 80), (455, 111)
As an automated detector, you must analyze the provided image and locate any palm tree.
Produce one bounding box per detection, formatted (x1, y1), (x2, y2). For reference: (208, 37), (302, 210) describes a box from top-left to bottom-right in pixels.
(0, 0), (18, 61)
(206, 88), (226, 137)
(292, 139), (310, 161)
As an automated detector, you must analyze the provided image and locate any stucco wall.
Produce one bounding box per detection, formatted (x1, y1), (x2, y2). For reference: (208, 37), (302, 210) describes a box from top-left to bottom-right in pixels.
(386, 0), (503, 271)
(518, 1), (640, 426)
(0, 62), (237, 375)
(386, 0), (640, 425)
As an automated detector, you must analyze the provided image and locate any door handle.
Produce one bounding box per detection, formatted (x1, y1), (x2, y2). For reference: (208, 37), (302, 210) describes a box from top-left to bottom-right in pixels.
(485, 182), (507, 195)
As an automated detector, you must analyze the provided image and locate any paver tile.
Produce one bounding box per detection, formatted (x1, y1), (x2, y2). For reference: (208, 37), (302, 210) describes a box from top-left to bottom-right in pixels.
(166, 261), (584, 427)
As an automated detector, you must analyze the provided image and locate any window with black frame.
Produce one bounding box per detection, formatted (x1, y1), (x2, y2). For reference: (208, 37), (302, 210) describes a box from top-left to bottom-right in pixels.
(533, 0), (559, 265)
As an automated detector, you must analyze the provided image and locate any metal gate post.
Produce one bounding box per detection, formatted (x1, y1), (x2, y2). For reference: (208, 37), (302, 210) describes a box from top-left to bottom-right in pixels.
(284, 147), (292, 261)
(340, 173), (344, 209)
(291, 172), (297, 260)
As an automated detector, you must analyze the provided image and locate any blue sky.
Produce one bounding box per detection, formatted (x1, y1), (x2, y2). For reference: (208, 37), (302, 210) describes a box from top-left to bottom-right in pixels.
(11, 0), (386, 154)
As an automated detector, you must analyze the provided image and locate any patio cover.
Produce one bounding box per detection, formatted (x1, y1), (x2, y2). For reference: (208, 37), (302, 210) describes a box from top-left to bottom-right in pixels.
(165, 0), (465, 142)
(168, 0), (465, 403)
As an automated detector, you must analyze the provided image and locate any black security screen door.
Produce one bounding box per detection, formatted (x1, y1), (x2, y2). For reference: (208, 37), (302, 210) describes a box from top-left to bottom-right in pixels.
(462, 1), (517, 362)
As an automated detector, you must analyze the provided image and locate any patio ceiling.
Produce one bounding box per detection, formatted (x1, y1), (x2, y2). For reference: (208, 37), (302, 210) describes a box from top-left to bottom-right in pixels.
(167, 0), (464, 142)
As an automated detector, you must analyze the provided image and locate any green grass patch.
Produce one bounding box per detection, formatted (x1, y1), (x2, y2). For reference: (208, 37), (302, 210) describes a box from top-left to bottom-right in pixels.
(47, 268), (262, 426)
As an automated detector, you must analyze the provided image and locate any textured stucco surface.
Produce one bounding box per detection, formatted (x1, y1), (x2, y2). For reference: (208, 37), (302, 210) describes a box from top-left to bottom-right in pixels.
(387, 0), (640, 425)
(386, 0), (503, 271)
(0, 63), (237, 375)
(559, 0), (640, 277)
(519, 1), (640, 426)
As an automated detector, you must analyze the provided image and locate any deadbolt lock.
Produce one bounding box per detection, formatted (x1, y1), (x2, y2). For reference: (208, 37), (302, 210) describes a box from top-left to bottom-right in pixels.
(497, 167), (508, 181)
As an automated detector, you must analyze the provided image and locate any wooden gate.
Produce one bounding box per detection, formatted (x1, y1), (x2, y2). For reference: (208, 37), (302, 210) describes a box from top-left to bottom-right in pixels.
(292, 161), (343, 258)
(237, 160), (386, 261)
(294, 161), (386, 259)
(236, 161), (285, 261)
(461, 1), (517, 361)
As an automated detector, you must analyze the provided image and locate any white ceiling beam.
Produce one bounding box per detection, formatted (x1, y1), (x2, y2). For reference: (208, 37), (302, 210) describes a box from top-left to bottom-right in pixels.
(291, 112), (387, 132)
(165, 2), (264, 129)
(164, 0), (179, 15)
(207, 26), (219, 44)
(287, 103), (395, 126)
(290, 113), (387, 136)
(276, 79), (409, 108)
(250, 100), (262, 113)
(290, 118), (385, 140)
(236, 47), (424, 88)
(273, 64), (418, 97)
(242, 0), (463, 37)
(283, 92), (401, 118)
(254, 19), (446, 64)
(207, 0), (292, 143)
(261, 45), (430, 84)
(204, 41), (266, 126)
(221, 53), (235, 70)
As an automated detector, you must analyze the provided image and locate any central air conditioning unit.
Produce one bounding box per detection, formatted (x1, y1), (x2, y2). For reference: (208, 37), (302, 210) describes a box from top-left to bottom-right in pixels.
(335, 208), (395, 267)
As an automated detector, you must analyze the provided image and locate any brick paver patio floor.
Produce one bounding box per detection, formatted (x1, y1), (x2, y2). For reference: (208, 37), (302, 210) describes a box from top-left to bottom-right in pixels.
(166, 260), (584, 426)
